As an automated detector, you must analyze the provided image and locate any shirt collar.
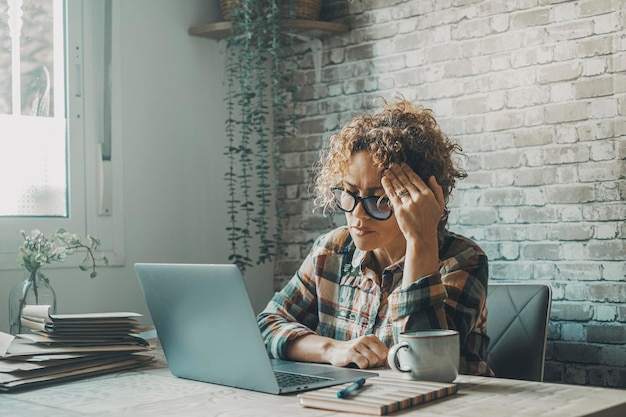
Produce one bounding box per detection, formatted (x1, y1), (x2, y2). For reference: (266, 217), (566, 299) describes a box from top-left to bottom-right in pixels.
(351, 247), (405, 272)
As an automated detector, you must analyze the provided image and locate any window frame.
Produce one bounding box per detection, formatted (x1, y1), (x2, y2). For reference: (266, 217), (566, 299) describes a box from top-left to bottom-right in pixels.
(0, 0), (124, 271)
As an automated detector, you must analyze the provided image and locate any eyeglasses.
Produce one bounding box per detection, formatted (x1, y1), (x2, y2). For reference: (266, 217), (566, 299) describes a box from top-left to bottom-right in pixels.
(331, 187), (393, 221)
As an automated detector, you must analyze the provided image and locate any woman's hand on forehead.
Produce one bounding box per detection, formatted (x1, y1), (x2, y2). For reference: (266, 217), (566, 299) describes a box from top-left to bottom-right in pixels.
(381, 163), (445, 242)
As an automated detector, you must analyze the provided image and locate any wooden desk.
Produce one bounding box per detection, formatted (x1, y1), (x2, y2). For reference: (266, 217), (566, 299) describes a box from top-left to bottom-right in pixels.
(1, 352), (624, 417)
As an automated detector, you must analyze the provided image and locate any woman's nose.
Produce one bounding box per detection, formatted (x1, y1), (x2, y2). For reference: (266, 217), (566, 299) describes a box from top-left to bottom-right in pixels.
(351, 199), (369, 219)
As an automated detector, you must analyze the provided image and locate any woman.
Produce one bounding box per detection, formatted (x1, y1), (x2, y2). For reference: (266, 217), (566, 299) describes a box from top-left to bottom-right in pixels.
(257, 98), (493, 376)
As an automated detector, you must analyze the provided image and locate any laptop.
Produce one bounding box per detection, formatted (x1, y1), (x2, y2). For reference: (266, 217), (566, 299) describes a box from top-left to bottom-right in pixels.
(134, 263), (377, 394)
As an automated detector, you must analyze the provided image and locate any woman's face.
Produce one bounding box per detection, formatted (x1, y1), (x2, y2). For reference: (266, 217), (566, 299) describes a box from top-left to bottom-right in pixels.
(341, 151), (405, 253)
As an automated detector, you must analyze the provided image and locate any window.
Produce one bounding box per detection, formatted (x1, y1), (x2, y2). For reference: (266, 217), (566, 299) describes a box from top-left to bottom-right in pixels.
(0, 0), (67, 217)
(0, 0), (123, 269)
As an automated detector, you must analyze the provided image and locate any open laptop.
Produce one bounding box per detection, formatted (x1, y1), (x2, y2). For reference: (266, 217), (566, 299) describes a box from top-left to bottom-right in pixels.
(134, 263), (377, 394)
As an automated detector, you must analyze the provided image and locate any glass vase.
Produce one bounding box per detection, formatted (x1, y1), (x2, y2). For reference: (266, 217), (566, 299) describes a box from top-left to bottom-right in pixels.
(8, 269), (57, 335)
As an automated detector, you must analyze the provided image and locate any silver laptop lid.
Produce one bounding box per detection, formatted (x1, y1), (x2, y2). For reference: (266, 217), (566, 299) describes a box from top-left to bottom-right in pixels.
(135, 263), (282, 393)
(135, 263), (377, 394)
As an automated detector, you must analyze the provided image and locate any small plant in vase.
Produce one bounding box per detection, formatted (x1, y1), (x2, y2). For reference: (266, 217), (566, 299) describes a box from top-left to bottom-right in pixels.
(8, 228), (108, 335)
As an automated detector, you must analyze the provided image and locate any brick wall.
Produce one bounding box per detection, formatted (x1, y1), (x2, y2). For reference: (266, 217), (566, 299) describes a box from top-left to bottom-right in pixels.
(275, 0), (625, 387)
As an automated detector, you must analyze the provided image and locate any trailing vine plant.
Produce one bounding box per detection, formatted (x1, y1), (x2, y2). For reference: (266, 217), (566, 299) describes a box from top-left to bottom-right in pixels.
(224, 0), (298, 272)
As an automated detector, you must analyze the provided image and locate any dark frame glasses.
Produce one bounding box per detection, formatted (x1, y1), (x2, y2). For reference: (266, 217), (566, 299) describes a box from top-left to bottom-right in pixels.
(331, 187), (393, 221)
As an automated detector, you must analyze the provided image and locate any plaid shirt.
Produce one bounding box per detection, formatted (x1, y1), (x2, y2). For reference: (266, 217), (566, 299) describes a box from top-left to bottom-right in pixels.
(257, 226), (494, 376)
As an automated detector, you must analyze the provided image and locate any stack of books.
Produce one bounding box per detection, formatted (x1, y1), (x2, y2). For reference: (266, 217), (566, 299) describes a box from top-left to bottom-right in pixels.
(0, 305), (153, 391)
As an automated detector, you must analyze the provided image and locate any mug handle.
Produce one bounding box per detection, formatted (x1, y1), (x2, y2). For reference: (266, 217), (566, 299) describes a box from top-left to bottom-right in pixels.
(387, 341), (411, 373)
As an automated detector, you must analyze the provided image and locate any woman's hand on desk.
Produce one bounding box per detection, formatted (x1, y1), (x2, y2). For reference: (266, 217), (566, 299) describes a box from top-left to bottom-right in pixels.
(287, 334), (389, 369)
(327, 335), (389, 369)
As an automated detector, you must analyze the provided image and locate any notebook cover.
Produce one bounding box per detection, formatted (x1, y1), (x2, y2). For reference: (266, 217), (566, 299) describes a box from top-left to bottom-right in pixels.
(298, 376), (458, 415)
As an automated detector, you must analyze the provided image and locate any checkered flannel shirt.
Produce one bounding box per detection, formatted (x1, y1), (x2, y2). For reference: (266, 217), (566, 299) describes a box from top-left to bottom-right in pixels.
(257, 226), (494, 376)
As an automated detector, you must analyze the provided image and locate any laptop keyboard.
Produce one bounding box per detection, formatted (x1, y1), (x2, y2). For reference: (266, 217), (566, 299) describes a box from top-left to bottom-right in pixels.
(274, 370), (331, 387)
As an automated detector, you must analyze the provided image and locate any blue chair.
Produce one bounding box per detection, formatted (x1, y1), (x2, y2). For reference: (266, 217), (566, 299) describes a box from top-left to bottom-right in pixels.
(486, 283), (552, 381)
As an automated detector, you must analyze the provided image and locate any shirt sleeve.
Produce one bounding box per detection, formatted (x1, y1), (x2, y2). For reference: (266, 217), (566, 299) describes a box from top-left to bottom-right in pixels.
(439, 237), (491, 375)
(387, 233), (492, 376)
(388, 272), (448, 341)
(256, 254), (319, 359)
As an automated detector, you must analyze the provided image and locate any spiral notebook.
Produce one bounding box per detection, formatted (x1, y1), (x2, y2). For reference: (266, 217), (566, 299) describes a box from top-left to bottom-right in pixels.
(298, 376), (458, 415)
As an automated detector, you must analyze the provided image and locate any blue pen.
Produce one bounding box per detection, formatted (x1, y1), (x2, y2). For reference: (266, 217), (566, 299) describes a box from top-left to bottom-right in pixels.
(336, 377), (366, 399)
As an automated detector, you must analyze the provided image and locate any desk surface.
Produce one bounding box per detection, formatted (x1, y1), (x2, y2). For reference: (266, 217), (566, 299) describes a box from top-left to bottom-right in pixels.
(1, 352), (624, 417)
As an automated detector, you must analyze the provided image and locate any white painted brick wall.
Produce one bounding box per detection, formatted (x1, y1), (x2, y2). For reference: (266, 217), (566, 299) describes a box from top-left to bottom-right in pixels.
(278, 0), (626, 387)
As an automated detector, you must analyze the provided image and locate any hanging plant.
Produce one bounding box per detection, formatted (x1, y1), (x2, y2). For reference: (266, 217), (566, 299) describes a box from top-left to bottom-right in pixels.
(223, 0), (299, 272)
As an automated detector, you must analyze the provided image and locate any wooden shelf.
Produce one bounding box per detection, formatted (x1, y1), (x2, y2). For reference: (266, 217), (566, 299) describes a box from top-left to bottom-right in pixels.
(189, 19), (349, 40)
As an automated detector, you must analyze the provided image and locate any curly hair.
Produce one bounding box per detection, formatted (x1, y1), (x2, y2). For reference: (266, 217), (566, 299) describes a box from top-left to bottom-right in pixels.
(312, 98), (467, 233)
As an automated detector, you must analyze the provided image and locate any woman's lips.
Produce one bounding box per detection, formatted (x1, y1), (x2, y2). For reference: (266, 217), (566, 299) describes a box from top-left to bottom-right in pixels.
(351, 227), (374, 237)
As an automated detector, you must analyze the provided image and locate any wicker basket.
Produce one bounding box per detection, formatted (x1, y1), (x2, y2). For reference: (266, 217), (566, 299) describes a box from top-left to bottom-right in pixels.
(219, 0), (322, 21)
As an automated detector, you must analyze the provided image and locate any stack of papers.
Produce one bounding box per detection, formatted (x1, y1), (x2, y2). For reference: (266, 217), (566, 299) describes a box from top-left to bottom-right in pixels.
(0, 305), (154, 391)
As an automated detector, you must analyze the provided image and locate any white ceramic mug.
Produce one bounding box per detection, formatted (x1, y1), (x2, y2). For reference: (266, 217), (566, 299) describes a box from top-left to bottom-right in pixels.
(387, 329), (460, 383)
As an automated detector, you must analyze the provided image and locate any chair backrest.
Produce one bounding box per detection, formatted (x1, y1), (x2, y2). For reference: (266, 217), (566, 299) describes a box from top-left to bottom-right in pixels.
(486, 283), (552, 382)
